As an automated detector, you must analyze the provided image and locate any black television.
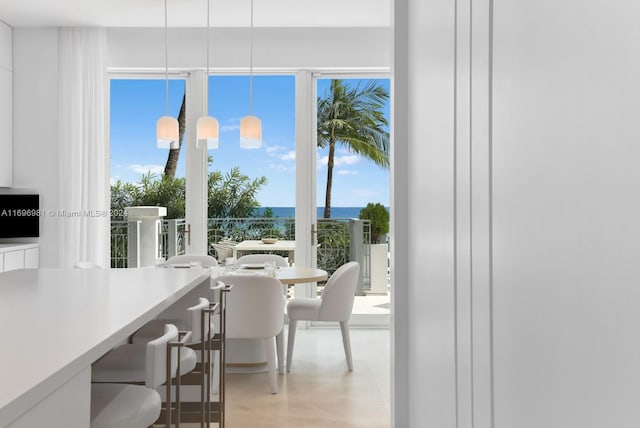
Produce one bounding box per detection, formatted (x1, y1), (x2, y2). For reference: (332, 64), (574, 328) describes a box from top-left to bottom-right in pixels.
(0, 194), (40, 238)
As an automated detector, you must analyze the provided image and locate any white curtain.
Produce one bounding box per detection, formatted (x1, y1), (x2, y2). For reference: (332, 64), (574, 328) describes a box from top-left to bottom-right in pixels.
(58, 28), (109, 268)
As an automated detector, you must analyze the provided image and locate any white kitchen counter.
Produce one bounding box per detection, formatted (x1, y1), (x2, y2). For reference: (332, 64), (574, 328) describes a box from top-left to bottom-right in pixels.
(0, 267), (211, 427)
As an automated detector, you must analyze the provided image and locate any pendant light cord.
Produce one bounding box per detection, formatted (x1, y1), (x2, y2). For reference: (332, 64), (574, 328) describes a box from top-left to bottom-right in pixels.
(165, 0), (169, 115)
(249, 0), (254, 115)
(205, 0), (210, 115)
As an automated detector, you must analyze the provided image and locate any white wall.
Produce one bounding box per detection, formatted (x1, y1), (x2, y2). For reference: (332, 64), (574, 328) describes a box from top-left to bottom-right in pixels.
(394, 0), (640, 427)
(11, 26), (390, 268)
(492, 1), (640, 426)
(0, 21), (11, 68)
(12, 28), (59, 267)
(107, 27), (391, 71)
(0, 21), (13, 187)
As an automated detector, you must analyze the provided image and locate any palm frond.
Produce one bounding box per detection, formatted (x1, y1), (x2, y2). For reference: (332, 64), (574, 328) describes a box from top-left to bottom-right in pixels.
(316, 78), (390, 217)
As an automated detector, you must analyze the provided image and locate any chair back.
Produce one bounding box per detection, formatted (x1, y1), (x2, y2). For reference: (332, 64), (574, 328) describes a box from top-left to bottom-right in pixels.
(236, 254), (289, 267)
(217, 275), (284, 339)
(187, 297), (211, 343)
(318, 262), (360, 322)
(145, 323), (179, 389)
(165, 255), (219, 268)
(210, 243), (235, 263)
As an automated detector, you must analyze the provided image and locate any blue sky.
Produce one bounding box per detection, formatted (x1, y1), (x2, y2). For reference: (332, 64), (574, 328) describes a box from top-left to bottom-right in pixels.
(110, 76), (390, 208)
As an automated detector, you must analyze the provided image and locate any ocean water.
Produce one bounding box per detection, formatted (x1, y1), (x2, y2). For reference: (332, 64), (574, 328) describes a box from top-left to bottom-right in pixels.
(255, 207), (366, 219)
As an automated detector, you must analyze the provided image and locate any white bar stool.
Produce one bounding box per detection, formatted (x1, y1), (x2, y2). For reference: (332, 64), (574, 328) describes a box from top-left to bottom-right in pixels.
(90, 324), (178, 428)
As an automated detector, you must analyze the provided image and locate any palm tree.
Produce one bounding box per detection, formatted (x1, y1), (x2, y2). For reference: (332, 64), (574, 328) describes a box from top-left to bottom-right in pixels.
(317, 79), (389, 218)
(163, 93), (186, 178)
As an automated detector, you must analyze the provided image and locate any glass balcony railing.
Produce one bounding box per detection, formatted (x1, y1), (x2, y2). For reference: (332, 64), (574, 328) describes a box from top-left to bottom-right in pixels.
(110, 217), (374, 292)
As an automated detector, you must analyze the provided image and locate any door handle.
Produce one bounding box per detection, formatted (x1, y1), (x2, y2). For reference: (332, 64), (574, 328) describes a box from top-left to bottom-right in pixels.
(311, 223), (317, 245)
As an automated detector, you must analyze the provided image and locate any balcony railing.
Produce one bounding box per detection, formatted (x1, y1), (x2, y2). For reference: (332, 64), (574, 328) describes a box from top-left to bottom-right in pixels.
(110, 217), (373, 292)
(110, 220), (129, 268)
(161, 219), (187, 260)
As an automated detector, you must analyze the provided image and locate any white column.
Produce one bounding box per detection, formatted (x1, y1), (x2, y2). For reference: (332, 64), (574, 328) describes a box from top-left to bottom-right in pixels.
(185, 71), (208, 255)
(369, 243), (388, 295)
(294, 70), (316, 300)
(393, 0), (458, 426)
(126, 206), (166, 267)
(295, 70), (315, 269)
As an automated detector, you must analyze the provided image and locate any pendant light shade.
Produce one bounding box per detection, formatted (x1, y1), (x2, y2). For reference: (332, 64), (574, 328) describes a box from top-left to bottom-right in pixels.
(240, 115), (261, 149)
(196, 0), (220, 149)
(157, 0), (178, 149)
(157, 116), (180, 149)
(197, 116), (220, 149)
(240, 0), (261, 149)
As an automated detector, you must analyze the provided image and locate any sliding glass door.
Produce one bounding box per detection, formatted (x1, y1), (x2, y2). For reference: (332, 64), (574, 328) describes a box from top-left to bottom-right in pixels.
(205, 74), (297, 267)
(109, 76), (186, 267)
(109, 71), (391, 326)
(314, 74), (391, 325)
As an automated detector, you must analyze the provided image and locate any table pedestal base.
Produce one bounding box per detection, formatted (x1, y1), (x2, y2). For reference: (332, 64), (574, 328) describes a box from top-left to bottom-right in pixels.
(225, 338), (269, 373)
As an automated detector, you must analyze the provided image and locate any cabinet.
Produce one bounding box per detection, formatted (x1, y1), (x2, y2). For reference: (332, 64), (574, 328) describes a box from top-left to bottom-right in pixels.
(25, 247), (40, 268)
(3, 250), (23, 272)
(0, 21), (12, 187)
(0, 244), (39, 272)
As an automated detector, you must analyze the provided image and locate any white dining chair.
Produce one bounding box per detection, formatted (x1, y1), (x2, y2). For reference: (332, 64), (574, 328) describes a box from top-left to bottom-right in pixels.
(90, 324), (178, 428)
(236, 253), (289, 267)
(286, 261), (360, 372)
(210, 241), (236, 264)
(165, 254), (219, 267)
(217, 274), (285, 393)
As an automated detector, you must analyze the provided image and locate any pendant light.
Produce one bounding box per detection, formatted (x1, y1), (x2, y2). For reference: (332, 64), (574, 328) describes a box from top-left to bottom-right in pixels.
(157, 0), (179, 149)
(239, 0), (261, 149)
(196, 0), (220, 149)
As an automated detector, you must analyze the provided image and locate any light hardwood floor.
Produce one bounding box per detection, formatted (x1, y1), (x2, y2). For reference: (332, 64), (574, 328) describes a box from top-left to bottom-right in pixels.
(184, 327), (390, 427)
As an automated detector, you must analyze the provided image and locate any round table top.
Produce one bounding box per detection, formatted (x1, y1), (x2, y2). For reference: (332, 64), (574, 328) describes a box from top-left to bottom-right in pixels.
(273, 267), (328, 284)
(211, 266), (327, 284)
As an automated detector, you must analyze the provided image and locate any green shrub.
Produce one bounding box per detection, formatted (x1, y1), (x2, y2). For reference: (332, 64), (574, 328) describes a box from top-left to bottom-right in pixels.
(359, 203), (389, 244)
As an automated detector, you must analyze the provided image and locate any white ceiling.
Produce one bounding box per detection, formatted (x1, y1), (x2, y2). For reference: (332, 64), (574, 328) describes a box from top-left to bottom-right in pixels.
(0, 0), (391, 28)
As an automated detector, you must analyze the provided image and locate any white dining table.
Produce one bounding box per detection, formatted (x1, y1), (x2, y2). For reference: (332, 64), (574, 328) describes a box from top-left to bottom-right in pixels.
(218, 265), (327, 284)
(210, 266), (327, 373)
(232, 240), (296, 263)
